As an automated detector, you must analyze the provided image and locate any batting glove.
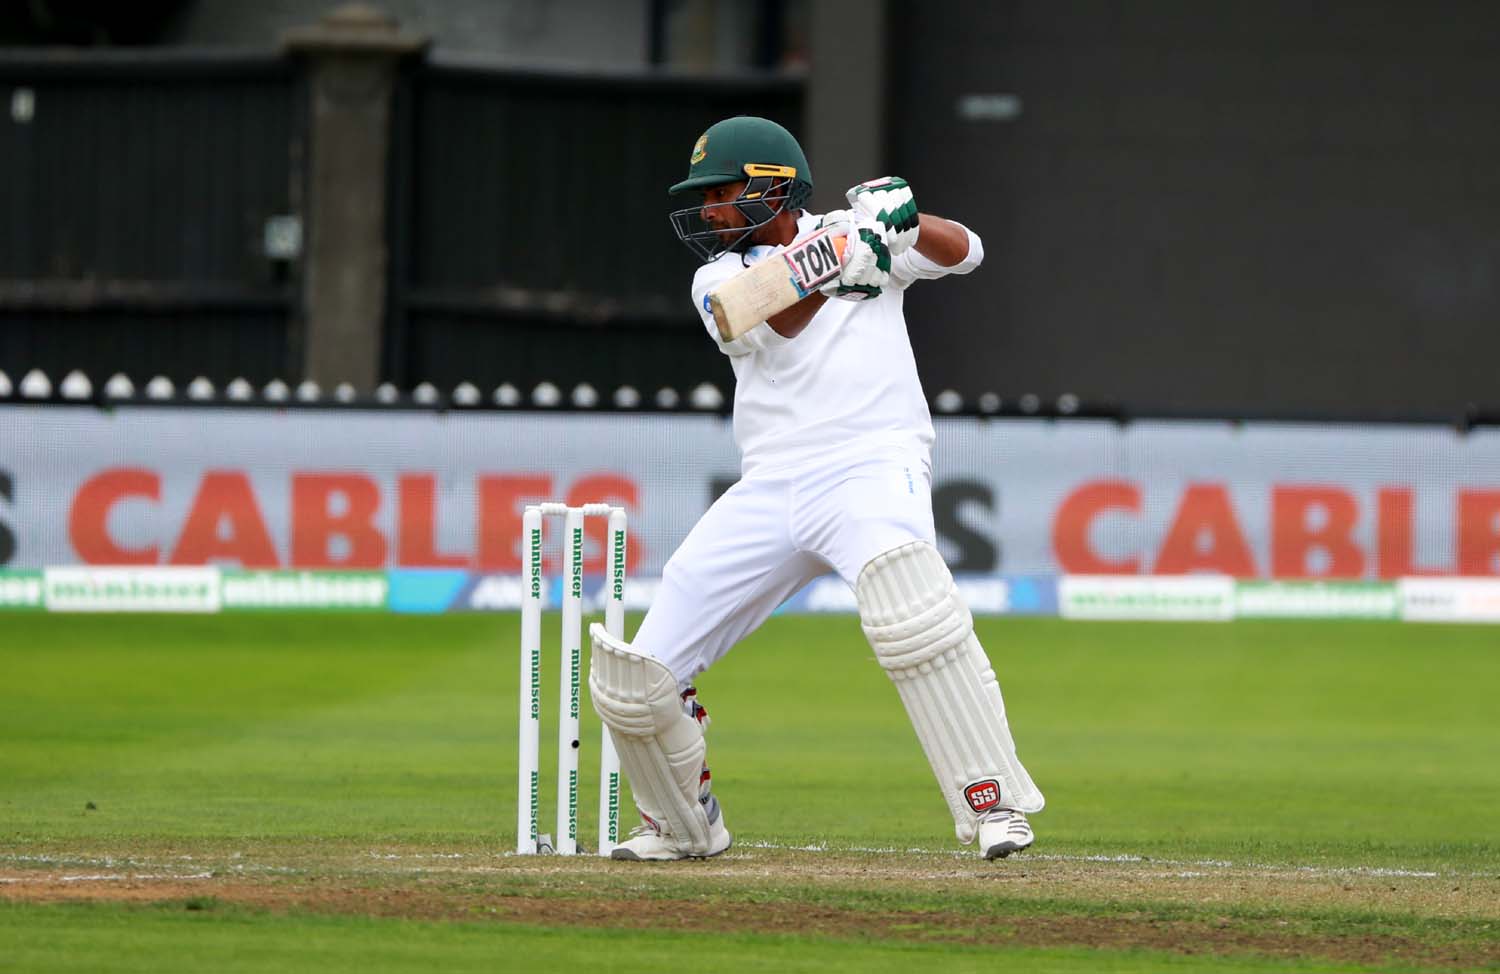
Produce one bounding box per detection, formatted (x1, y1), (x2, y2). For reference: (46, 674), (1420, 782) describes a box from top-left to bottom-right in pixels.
(816, 208), (856, 232)
(846, 177), (919, 255)
(818, 220), (890, 302)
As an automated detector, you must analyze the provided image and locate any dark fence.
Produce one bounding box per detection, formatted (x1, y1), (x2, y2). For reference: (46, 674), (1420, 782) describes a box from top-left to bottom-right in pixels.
(384, 59), (804, 393)
(1, 48), (801, 397)
(8, 5), (1498, 424)
(0, 51), (302, 385)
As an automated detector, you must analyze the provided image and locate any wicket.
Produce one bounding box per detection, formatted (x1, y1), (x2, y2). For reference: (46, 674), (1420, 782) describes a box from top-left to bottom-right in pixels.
(518, 502), (626, 856)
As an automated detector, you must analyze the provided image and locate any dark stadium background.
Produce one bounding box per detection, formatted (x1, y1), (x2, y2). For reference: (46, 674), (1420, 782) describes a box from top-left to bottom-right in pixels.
(4, 0), (1495, 424)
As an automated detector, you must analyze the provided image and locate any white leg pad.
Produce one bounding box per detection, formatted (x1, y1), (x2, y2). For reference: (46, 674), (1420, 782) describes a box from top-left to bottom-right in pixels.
(856, 541), (1045, 843)
(588, 623), (715, 855)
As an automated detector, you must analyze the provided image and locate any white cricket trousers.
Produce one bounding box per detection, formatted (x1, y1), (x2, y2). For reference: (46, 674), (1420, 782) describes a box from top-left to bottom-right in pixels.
(633, 450), (935, 683)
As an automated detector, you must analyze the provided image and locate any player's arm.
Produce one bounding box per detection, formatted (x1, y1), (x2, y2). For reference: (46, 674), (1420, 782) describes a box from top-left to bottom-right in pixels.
(846, 177), (983, 286)
(694, 255), (831, 351)
(893, 216), (983, 286)
(766, 292), (828, 338)
(911, 214), (972, 267)
(707, 223), (887, 343)
(765, 221), (891, 336)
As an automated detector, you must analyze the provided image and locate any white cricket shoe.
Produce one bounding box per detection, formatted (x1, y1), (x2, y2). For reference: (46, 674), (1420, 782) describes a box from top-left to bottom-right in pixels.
(978, 808), (1034, 860)
(610, 814), (732, 861)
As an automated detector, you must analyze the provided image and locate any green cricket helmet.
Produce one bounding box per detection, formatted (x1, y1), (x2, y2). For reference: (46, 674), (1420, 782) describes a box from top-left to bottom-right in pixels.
(668, 116), (814, 262)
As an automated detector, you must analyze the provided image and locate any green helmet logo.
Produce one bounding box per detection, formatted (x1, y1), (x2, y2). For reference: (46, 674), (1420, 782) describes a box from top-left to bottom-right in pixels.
(669, 116), (814, 262)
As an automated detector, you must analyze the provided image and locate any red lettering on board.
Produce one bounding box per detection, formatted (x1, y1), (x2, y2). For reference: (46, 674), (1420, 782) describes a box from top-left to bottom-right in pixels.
(69, 468), (161, 564)
(291, 473), (386, 568)
(397, 474), (469, 567)
(566, 474), (643, 573)
(170, 471), (278, 567)
(476, 475), (551, 571)
(1376, 487), (1446, 578)
(1154, 484), (1256, 576)
(1457, 490), (1500, 575)
(1053, 480), (1140, 573)
(1271, 486), (1363, 578)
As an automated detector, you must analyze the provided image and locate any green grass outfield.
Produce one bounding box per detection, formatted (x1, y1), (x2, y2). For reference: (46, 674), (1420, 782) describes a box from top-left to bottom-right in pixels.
(2, 613), (1497, 972)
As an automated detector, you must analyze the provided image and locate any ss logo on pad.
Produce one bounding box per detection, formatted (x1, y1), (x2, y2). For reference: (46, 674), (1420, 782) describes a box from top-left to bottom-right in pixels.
(964, 779), (1001, 813)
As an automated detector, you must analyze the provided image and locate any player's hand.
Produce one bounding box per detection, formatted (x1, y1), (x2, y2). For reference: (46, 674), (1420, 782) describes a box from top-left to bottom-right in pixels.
(846, 177), (919, 255)
(818, 221), (890, 302)
(817, 208), (856, 232)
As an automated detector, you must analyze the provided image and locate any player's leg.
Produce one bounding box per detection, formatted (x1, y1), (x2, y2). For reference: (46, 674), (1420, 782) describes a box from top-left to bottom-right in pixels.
(591, 476), (829, 860)
(800, 455), (1045, 858)
(590, 622), (728, 859)
(631, 478), (827, 685)
(855, 540), (1044, 858)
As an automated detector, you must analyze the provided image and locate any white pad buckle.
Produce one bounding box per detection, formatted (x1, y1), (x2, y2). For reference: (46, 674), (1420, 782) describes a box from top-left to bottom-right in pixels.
(588, 623), (716, 855)
(856, 541), (1044, 843)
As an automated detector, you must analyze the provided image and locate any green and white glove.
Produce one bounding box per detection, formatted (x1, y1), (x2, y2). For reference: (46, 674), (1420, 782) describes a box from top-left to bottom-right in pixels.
(846, 177), (919, 255)
(818, 219), (891, 302)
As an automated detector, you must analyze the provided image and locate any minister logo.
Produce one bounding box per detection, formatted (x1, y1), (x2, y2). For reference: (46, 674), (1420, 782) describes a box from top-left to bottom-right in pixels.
(0, 570), (42, 609)
(570, 527), (583, 598)
(529, 527), (543, 598)
(221, 571), (386, 610)
(605, 771), (621, 842)
(569, 647), (580, 718)
(528, 770), (539, 842)
(612, 529), (626, 601)
(529, 648), (541, 719)
(964, 779), (1002, 814)
(44, 567), (221, 613)
(567, 769), (579, 836)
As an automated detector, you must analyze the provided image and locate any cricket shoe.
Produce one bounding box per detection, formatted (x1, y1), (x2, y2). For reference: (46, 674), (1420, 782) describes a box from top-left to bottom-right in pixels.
(978, 808), (1034, 860)
(611, 803), (732, 862)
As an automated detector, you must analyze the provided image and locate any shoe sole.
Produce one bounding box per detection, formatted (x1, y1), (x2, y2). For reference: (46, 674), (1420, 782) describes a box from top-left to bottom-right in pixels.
(611, 837), (733, 862)
(983, 839), (1034, 860)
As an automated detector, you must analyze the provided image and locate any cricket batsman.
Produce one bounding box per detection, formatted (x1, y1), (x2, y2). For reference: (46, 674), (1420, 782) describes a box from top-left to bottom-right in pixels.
(588, 116), (1043, 861)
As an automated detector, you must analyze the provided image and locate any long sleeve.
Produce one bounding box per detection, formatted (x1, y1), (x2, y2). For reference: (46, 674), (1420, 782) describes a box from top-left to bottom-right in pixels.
(889, 223), (984, 290)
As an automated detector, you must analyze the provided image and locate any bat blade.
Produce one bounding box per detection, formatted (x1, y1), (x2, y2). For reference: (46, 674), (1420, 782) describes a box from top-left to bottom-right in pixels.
(709, 228), (847, 342)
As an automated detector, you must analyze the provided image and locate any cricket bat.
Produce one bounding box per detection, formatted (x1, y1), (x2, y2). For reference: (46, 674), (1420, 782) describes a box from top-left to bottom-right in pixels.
(708, 227), (848, 342)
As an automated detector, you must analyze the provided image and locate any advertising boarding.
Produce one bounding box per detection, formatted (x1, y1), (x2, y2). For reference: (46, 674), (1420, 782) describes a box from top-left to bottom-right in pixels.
(3, 407), (1499, 586)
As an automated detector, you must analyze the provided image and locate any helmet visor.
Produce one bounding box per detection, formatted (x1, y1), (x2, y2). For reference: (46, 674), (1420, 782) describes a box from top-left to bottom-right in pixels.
(668, 177), (798, 263)
(669, 203), (757, 262)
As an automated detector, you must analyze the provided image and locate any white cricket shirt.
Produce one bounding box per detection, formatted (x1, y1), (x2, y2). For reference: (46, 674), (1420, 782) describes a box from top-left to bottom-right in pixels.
(690, 211), (983, 477)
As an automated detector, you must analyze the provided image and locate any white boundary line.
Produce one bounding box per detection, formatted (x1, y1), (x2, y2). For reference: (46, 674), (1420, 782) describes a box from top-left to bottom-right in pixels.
(0, 872), (215, 883)
(732, 841), (1448, 878)
(0, 848), (1468, 881)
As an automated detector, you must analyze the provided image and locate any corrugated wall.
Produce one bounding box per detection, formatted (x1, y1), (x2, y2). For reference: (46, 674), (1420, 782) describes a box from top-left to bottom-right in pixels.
(0, 53), (301, 385)
(384, 62), (803, 393)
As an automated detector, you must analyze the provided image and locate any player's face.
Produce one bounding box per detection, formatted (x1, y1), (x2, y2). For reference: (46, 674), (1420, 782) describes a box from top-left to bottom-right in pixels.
(671, 175), (794, 262)
(700, 181), (751, 236)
